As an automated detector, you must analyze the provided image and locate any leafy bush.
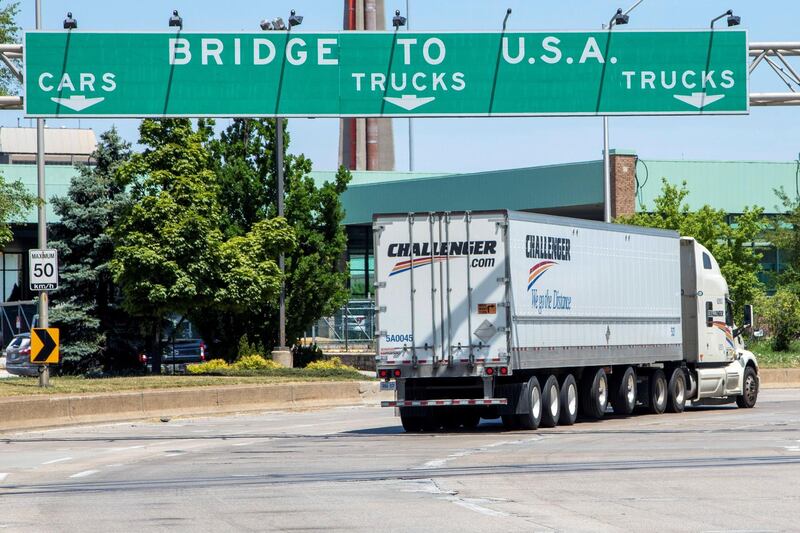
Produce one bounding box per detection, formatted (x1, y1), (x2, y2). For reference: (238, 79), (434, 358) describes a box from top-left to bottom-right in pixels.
(293, 343), (324, 368)
(756, 289), (800, 351)
(237, 334), (266, 359)
(233, 354), (282, 370)
(187, 358), (230, 374)
(306, 356), (357, 372)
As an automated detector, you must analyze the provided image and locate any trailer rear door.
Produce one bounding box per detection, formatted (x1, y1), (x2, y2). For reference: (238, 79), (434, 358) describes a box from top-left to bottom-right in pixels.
(374, 212), (509, 368)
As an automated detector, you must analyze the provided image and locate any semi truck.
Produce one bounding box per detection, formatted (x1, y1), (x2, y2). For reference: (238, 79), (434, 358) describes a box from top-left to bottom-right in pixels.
(373, 210), (759, 432)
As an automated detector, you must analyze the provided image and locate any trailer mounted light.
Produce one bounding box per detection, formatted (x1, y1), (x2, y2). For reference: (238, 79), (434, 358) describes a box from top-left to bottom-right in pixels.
(499, 366), (508, 375)
(393, 369), (402, 377)
(379, 369), (388, 378)
(485, 367), (494, 375)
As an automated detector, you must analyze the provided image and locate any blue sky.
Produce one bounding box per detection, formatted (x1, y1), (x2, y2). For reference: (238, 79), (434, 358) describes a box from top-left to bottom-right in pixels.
(9, 0), (800, 172)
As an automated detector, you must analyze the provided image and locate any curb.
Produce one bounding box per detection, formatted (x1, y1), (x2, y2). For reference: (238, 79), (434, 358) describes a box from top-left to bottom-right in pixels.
(0, 381), (388, 433)
(759, 368), (800, 389)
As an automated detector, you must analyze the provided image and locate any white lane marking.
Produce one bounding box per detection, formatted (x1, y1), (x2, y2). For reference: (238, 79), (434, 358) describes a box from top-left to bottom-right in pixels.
(164, 453), (185, 457)
(400, 479), (508, 518)
(0, 473), (8, 482)
(231, 441), (258, 447)
(450, 498), (509, 517)
(106, 445), (145, 452)
(42, 457), (73, 465)
(420, 436), (542, 469)
(69, 470), (100, 478)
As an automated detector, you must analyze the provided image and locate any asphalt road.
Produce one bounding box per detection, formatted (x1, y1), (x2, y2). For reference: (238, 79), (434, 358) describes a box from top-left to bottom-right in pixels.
(1, 389), (799, 532)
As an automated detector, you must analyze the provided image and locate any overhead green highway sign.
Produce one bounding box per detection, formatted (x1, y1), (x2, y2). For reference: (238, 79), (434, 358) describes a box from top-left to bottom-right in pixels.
(24, 30), (748, 118)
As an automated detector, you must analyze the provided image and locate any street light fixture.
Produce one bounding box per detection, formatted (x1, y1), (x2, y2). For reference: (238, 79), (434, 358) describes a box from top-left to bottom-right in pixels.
(502, 8), (512, 31)
(610, 8), (629, 27)
(169, 10), (183, 30)
(393, 10), (407, 29)
(63, 12), (77, 30)
(711, 9), (740, 29)
(289, 9), (304, 28)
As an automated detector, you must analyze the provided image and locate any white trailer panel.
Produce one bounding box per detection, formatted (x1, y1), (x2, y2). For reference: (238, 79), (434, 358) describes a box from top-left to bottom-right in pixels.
(375, 211), (683, 375)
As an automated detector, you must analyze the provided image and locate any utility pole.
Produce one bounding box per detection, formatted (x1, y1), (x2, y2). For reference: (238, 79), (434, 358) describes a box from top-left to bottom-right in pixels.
(35, 0), (49, 388)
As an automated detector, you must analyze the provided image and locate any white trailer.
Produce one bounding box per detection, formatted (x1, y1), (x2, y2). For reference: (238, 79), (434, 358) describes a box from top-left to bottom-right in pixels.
(373, 210), (759, 432)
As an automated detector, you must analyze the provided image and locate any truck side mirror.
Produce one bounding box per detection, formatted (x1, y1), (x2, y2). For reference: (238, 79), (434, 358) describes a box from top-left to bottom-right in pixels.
(705, 301), (714, 327)
(743, 304), (753, 328)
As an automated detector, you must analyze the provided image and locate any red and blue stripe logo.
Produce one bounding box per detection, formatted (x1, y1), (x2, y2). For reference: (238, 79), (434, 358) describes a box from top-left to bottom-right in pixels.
(389, 256), (448, 277)
(527, 261), (557, 290)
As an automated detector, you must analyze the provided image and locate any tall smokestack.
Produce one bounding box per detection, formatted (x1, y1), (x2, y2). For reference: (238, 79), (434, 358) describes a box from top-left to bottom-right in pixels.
(339, 0), (395, 171)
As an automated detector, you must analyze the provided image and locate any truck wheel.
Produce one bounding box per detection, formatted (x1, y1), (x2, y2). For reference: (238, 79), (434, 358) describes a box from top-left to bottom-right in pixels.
(559, 374), (579, 426)
(649, 369), (668, 414)
(540, 375), (561, 428)
(517, 377), (543, 430)
(581, 368), (608, 420)
(611, 366), (637, 416)
(736, 366), (758, 409)
(667, 368), (687, 413)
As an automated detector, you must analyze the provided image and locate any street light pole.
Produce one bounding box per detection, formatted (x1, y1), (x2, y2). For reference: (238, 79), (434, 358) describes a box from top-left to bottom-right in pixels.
(277, 115), (286, 349)
(406, 0), (414, 172)
(602, 1), (645, 223)
(261, 11), (302, 358)
(35, 0), (49, 388)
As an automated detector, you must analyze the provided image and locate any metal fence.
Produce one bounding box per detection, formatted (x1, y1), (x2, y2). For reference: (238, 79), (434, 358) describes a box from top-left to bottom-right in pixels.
(0, 300), (37, 349)
(305, 299), (375, 352)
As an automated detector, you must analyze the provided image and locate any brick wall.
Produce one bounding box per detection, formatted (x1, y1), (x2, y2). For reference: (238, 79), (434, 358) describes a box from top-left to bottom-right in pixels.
(610, 152), (637, 218)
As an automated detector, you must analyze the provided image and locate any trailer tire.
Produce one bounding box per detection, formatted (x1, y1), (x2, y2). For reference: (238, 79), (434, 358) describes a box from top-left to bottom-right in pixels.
(559, 374), (579, 426)
(736, 366), (758, 409)
(649, 369), (668, 414)
(581, 368), (608, 420)
(517, 377), (543, 430)
(540, 375), (561, 428)
(667, 368), (687, 413)
(611, 366), (637, 416)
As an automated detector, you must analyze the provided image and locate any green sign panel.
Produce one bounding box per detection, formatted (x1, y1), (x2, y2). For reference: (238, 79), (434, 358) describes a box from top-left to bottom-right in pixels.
(24, 30), (748, 118)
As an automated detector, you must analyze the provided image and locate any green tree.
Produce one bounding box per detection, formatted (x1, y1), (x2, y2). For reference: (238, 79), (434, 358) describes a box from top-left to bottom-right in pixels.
(765, 187), (800, 292)
(0, 174), (35, 249)
(0, 2), (20, 96)
(200, 118), (350, 356)
(111, 119), (295, 371)
(49, 127), (137, 373)
(755, 289), (800, 351)
(618, 179), (764, 321)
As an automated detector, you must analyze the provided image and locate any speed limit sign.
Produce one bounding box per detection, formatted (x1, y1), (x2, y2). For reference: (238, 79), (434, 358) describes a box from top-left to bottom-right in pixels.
(29, 249), (58, 291)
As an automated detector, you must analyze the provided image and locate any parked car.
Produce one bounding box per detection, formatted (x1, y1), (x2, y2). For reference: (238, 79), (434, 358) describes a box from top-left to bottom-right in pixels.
(4, 333), (38, 377)
(140, 338), (206, 374)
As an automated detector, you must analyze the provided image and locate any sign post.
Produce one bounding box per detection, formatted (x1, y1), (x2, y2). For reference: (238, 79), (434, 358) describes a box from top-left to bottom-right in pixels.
(25, 30), (748, 118)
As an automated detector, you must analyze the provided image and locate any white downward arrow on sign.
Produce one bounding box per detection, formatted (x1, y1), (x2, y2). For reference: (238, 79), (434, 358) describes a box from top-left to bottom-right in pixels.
(383, 95), (436, 111)
(673, 92), (726, 109)
(50, 95), (105, 112)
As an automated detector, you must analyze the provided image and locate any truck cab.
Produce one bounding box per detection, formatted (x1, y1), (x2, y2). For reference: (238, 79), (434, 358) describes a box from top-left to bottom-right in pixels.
(680, 238), (759, 406)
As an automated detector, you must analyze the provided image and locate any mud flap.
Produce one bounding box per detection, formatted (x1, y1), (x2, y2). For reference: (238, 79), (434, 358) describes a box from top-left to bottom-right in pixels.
(495, 381), (528, 416)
